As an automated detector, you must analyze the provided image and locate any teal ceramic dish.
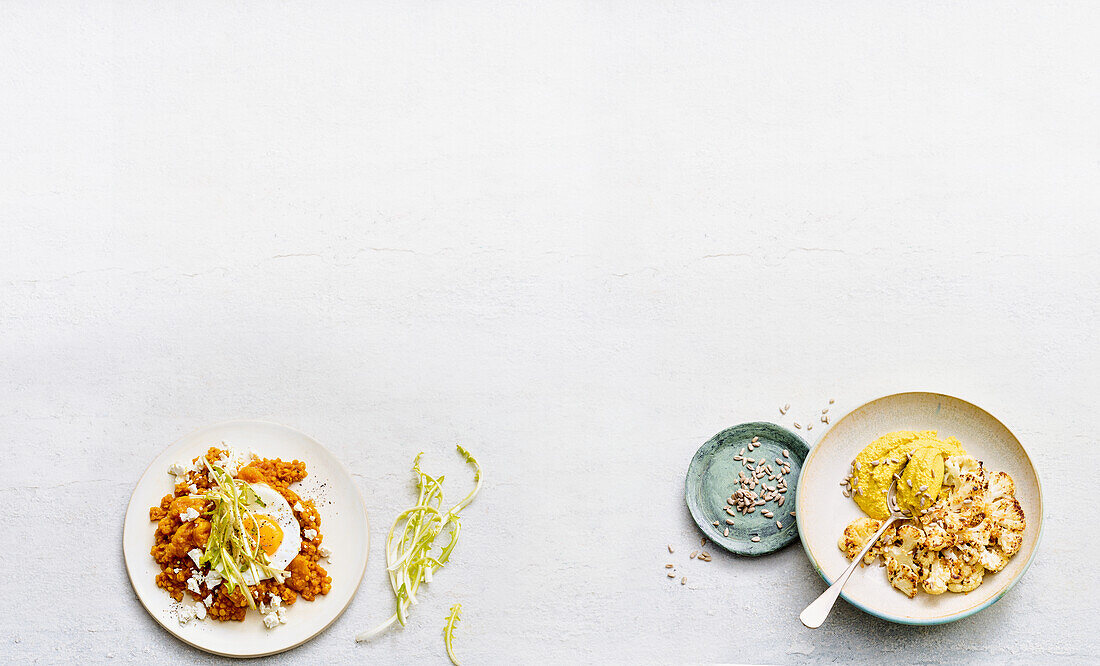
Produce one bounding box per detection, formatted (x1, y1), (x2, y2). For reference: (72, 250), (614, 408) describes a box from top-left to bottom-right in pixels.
(795, 392), (1043, 625)
(685, 422), (809, 556)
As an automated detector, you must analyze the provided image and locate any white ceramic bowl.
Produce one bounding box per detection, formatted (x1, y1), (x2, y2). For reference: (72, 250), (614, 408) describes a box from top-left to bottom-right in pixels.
(795, 392), (1043, 624)
(123, 420), (369, 656)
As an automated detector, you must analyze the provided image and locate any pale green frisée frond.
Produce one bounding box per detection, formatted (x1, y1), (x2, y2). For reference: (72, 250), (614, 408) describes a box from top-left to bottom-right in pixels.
(355, 445), (481, 642)
(443, 603), (462, 665)
(197, 458), (290, 610)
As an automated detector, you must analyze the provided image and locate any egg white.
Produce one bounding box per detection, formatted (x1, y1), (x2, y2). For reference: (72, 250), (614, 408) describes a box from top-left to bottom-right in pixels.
(241, 482), (302, 584)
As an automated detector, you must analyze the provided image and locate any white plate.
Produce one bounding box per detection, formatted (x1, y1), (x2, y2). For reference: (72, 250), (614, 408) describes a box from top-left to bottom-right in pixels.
(123, 420), (369, 657)
(796, 392), (1043, 624)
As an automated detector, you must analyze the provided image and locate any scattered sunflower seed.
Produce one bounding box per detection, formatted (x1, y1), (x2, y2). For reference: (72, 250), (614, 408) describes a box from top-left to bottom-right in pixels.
(681, 577), (686, 585)
(665, 564), (673, 568)
(726, 518), (735, 525)
(751, 436), (759, 443)
(793, 422), (801, 429)
(668, 545), (674, 553)
(751, 536), (760, 542)
(723, 527), (730, 537)
(690, 550), (698, 559)
(777, 521), (783, 528)
(667, 572), (676, 578)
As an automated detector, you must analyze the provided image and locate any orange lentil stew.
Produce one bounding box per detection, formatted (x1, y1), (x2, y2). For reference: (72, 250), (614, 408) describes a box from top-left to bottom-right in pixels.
(149, 447), (332, 622)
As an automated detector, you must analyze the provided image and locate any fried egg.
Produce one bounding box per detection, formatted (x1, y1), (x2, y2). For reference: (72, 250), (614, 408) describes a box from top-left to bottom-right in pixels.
(241, 482), (302, 584)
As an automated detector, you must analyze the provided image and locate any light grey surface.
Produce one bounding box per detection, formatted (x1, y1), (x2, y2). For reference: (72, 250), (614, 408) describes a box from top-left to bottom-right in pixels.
(2, 2), (1098, 664)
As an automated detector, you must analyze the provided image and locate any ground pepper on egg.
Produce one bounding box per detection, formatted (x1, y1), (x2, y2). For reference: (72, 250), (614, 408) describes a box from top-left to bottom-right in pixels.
(149, 447), (332, 622)
(851, 430), (966, 518)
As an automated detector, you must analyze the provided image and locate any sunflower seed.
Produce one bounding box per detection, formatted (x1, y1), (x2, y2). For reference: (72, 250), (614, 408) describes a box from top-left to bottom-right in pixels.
(793, 422), (801, 429)
(751, 436), (759, 443)
(726, 518), (735, 525)
(807, 424), (812, 430)
(723, 527), (730, 537)
(681, 577), (686, 585)
(667, 572), (676, 578)
(712, 520), (720, 526)
(690, 550), (698, 559)
(751, 536), (760, 542)
(777, 521), (783, 528)
(665, 564), (673, 568)
(829, 398), (834, 404)
(789, 511), (796, 516)
(668, 545), (674, 553)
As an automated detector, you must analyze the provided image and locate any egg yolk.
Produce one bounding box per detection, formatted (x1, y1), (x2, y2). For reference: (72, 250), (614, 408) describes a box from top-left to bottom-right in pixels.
(243, 514), (284, 557)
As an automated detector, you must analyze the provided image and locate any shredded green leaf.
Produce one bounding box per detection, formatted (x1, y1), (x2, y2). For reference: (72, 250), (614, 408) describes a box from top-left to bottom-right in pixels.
(356, 445), (481, 642)
(197, 458), (289, 610)
(443, 603), (462, 665)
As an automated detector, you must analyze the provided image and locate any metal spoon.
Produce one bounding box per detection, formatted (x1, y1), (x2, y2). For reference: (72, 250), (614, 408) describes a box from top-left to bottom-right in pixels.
(799, 480), (905, 628)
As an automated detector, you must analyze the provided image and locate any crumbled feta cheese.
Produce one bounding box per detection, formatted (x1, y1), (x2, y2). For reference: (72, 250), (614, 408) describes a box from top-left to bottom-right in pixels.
(262, 611), (280, 629)
(293, 502), (304, 513)
(168, 462), (187, 477)
(186, 576), (201, 595)
(203, 594), (213, 607)
(180, 507), (200, 522)
(194, 603), (207, 620)
(188, 484), (198, 494)
(270, 595), (281, 607)
(192, 457), (204, 472)
(303, 529), (317, 540)
(204, 569), (222, 589)
(276, 606), (287, 624)
(187, 548), (203, 567)
(177, 604), (198, 624)
(317, 545), (331, 560)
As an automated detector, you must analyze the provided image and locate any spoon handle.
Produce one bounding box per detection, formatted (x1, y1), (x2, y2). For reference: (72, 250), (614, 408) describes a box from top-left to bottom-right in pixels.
(799, 516), (899, 628)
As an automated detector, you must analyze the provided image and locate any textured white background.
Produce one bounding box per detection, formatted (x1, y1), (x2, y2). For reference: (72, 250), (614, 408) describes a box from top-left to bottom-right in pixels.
(1, 2), (1098, 664)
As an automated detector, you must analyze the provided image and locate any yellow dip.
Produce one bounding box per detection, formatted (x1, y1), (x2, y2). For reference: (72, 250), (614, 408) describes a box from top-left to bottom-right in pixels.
(851, 430), (966, 519)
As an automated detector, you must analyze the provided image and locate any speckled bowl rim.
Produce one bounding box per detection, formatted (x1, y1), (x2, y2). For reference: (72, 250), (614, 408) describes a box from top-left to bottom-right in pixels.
(795, 391), (1044, 626)
(685, 422), (810, 556)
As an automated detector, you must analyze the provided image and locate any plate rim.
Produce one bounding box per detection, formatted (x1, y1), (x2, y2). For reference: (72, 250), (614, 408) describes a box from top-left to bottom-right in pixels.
(794, 391), (1044, 625)
(122, 418), (370, 657)
(685, 421), (810, 556)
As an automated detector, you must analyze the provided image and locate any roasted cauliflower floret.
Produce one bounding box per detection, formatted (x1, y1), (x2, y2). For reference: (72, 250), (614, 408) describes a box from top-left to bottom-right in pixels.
(990, 496), (1026, 532)
(886, 555), (919, 598)
(921, 521), (952, 551)
(919, 551), (950, 595)
(987, 471), (1015, 501)
(947, 561), (985, 593)
(838, 517), (883, 565)
(943, 455), (979, 486)
(994, 528), (1023, 557)
(954, 468), (988, 501)
(882, 524), (923, 598)
(978, 546), (1010, 573)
